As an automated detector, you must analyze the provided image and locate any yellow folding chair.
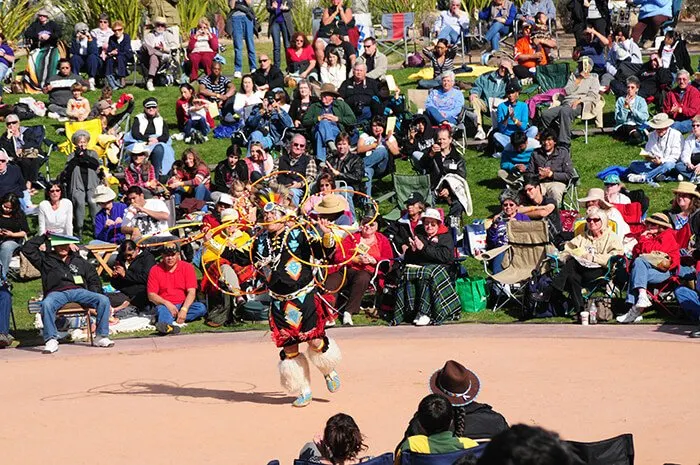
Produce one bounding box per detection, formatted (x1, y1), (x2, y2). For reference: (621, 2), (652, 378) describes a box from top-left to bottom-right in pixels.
(58, 118), (104, 155)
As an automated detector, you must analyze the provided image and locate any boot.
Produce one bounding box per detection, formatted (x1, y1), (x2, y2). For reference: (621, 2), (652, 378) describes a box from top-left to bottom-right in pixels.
(279, 351), (312, 407)
(307, 337), (342, 393)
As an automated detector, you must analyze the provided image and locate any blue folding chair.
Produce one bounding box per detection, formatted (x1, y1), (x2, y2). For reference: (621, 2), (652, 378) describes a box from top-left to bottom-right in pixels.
(295, 452), (394, 465)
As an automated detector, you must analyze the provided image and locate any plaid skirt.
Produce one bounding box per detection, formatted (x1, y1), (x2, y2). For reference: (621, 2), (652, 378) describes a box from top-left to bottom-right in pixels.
(392, 264), (461, 324)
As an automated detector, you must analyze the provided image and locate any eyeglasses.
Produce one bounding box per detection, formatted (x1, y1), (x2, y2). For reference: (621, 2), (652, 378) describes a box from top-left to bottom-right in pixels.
(156, 23), (166, 27)
(49, 188), (61, 193)
(0, 160), (7, 164)
(292, 143), (306, 148)
(113, 28), (123, 32)
(260, 58), (269, 63)
(7, 121), (18, 126)
(100, 20), (109, 23)
(586, 218), (602, 223)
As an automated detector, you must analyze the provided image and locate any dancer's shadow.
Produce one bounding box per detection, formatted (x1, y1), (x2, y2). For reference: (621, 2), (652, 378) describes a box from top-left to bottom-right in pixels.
(654, 322), (696, 338)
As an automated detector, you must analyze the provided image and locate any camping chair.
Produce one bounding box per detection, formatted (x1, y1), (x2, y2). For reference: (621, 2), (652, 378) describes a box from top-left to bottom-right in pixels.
(399, 444), (487, 465)
(476, 220), (554, 311)
(59, 119), (104, 155)
(522, 62), (570, 96)
(562, 167), (581, 211)
(295, 452), (394, 465)
(375, 173), (433, 222)
(566, 433), (634, 465)
(613, 202), (645, 234)
(375, 13), (416, 57)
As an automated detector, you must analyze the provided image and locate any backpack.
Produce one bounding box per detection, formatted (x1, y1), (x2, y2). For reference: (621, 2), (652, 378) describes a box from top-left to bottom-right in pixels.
(522, 270), (564, 319)
(405, 53), (425, 68)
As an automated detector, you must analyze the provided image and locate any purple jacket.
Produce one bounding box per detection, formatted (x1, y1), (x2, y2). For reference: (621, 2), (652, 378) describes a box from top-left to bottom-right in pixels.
(94, 201), (127, 243)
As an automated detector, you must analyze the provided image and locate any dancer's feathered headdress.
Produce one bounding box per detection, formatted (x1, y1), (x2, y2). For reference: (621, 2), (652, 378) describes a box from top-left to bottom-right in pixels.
(256, 188), (291, 216)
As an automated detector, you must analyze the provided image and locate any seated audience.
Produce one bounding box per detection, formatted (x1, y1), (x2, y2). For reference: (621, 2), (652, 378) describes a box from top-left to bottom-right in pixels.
(302, 173), (350, 217)
(357, 116), (398, 198)
(121, 186), (171, 242)
(325, 215), (393, 325)
(662, 70), (700, 134)
(600, 26), (642, 90)
(0, 150), (26, 211)
(339, 63), (380, 124)
(397, 394), (478, 461)
(603, 174), (631, 204)
(519, 174), (563, 245)
(425, 71), (464, 126)
(434, 0), (470, 45)
(90, 13), (112, 70)
(44, 59), (87, 120)
(405, 114), (437, 165)
(320, 48), (347, 90)
(123, 144), (159, 197)
(0, 193), (28, 279)
(60, 131), (100, 237)
(531, 13), (558, 54)
(419, 127), (467, 228)
(169, 148), (212, 204)
(0, 113), (44, 190)
(110, 240), (156, 312)
(286, 32), (317, 81)
(613, 76), (649, 146)
(390, 193), (426, 253)
(517, 0), (556, 24)
(513, 22), (549, 79)
(38, 182), (73, 236)
(400, 360), (509, 442)
(356, 36), (387, 80)
(252, 54), (285, 94)
(658, 30), (691, 74)
(127, 97), (175, 181)
(478, 424), (575, 465)
(22, 233), (114, 354)
(302, 84), (356, 162)
(199, 62), (237, 113)
(272, 134), (317, 205)
(324, 28), (357, 78)
(0, 34), (16, 89)
(663, 182), (699, 246)
(616, 212), (679, 323)
(574, 27), (608, 75)
(469, 59), (513, 140)
(187, 17), (218, 82)
(70, 22), (100, 91)
(231, 74), (262, 121)
(541, 56), (600, 148)
(325, 132), (364, 207)
(493, 82), (537, 150)
(141, 16), (179, 91)
(419, 39), (457, 90)
(525, 128), (574, 206)
(579, 188), (630, 242)
(677, 115), (700, 181)
(478, 0), (516, 53)
(93, 184), (127, 244)
(175, 83), (215, 143)
(498, 131), (539, 180)
(245, 90), (293, 149)
(298, 414), (369, 464)
(105, 20), (132, 89)
(245, 142), (275, 181)
(486, 192), (530, 273)
(212, 145), (249, 200)
(626, 113), (682, 186)
(552, 208), (624, 314)
(24, 9), (62, 88)
(289, 80), (319, 128)
(66, 83), (91, 122)
(147, 242), (207, 335)
(392, 208), (461, 326)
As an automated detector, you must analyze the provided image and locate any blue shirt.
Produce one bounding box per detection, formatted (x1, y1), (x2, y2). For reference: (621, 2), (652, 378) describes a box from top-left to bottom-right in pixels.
(94, 201), (127, 243)
(496, 100), (529, 136)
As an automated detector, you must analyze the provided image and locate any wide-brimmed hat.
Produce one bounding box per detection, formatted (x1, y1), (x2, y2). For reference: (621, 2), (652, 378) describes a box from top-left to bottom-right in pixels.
(421, 208), (442, 223)
(645, 212), (673, 229)
(93, 184), (116, 204)
(217, 193), (234, 206)
(578, 188), (612, 208)
(428, 360), (481, 407)
(648, 113), (674, 129)
(672, 181), (700, 198)
(71, 130), (91, 144)
(314, 194), (345, 214)
(152, 16), (168, 26)
(319, 83), (340, 97)
(129, 142), (149, 155)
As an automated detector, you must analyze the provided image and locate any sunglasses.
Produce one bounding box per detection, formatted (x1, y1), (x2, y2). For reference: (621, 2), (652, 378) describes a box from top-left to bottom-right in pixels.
(49, 188), (61, 193)
(604, 183), (618, 187)
(100, 20), (109, 23)
(292, 143), (306, 148)
(586, 218), (602, 223)
(163, 250), (178, 256)
(260, 58), (269, 63)
(114, 28), (123, 32)
(156, 23), (166, 27)
(7, 121), (18, 126)
(502, 202), (517, 207)
(0, 160), (7, 164)
(692, 124), (700, 127)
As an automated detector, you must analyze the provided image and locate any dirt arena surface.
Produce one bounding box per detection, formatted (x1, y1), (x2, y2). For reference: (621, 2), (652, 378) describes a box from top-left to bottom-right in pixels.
(2, 324), (699, 465)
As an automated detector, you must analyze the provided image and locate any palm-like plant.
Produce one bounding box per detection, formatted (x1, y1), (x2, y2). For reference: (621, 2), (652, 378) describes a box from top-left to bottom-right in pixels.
(0, 0), (44, 43)
(57, 0), (143, 39)
(178, 0), (213, 38)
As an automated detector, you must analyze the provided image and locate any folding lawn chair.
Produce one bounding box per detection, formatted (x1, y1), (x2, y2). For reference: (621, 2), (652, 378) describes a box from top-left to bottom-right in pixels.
(399, 443), (487, 465)
(522, 62), (570, 96)
(566, 433), (634, 465)
(59, 119), (104, 155)
(476, 220), (554, 311)
(296, 452), (394, 465)
(562, 167), (581, 211)
(375, 173), (433, 222)
(375, 13), (416, 58)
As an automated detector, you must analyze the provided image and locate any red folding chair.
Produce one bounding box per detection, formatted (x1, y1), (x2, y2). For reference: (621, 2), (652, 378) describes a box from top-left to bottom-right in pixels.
(375, 13), (415, 57)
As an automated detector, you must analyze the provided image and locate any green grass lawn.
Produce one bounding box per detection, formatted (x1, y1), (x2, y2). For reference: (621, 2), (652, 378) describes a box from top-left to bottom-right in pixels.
(3, 44), (696, 344)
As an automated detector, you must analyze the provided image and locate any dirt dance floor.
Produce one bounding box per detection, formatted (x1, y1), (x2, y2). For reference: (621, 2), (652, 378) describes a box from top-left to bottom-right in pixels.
(2, 323), (699, 465)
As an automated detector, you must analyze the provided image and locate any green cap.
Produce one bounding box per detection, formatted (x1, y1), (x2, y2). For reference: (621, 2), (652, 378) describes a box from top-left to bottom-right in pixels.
(50, 233), (81, 247)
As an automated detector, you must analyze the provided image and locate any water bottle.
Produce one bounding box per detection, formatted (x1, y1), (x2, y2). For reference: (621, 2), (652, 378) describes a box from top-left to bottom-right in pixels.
(589, 301), (598, 325)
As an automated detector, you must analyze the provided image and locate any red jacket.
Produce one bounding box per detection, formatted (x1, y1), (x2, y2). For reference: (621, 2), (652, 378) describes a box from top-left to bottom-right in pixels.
(632, 228), (680, 271)
(175, 98), (216, 131)
(187, 33), (218, 54)
(662, 85), (700, 121)
(330, 231), (394, 275)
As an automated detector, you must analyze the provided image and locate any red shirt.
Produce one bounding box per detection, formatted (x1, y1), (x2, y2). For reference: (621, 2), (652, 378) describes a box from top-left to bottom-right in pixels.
(286, 45), (315, 65)
(147, 260), (198, 305)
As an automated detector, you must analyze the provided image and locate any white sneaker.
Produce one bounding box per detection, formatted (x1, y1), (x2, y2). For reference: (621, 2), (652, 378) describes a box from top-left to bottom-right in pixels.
(475, 127), (487, 140)
(627, 174), (646, 183)
(47, 111), (59, 120)
(146, 79), (155, 91)
(233, 71), (242, 79)
(43, 338), (59, 354)
(88, 77), (96, 91)
(414, 314), (431, 326)
(678, 174), (685, 181)
(94, 335), (115, 348)
(325, 319), (336, 327)
(342, 311), (354, 326)
(616, 305), (642, 324)
(635, 291), (652, 308)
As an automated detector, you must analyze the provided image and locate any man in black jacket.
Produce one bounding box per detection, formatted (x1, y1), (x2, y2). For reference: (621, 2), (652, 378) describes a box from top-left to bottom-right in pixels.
(22, 234), (115, 354)
(339, 62), (380, 124)
(252, 54), (285, 93)
(212, 144), (249, 199)
(525, 128), (574, 206)
(0, 149), (26, 199)
(110, 240), (156, 312)
(325, 132), (364, 194)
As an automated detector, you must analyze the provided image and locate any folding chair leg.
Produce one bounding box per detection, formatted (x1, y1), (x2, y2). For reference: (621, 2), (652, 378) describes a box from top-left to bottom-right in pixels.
(584, 120), (589, 144)
(10, 308), (16, 331)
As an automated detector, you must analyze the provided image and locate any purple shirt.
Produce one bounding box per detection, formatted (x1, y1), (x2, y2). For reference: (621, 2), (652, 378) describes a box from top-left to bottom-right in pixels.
(94, 201), (127, 243)
(0, 44), (14, 68)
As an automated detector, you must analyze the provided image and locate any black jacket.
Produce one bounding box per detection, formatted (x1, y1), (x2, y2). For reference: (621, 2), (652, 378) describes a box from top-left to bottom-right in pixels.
(110, 250), (156, 302)
(404, 224), (454, 265)
(289, 96), (319, 124)
(402, 115), (436, 157)
(22, 235), (102, 295)
(252, 66), (285, 91)
(325, 152), (364, 192)
(70, 37), (99, 58)
(213, 158), (250, 192)
(339, 77), (381, 116)
(0, 164), (26, 198)
(419, 147), (467, 189)
(0, 126), (45, 160)
(24, 19), (62, 49)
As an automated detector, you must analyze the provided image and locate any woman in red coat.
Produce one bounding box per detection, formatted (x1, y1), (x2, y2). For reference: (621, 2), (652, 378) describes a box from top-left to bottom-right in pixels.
(617, 212), (680, 323)
(325, 215), (394, 325)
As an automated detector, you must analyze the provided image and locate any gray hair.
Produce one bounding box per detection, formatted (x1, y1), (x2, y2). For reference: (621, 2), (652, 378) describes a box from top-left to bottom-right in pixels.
(626, 75), (640, 87)
(678, 69), (691, 80)
(353, 62), (367, 71)
(440, 70), (455, 81)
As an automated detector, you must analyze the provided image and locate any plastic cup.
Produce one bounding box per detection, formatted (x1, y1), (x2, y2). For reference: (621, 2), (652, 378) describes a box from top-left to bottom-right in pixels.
(580, 311), (589, 326)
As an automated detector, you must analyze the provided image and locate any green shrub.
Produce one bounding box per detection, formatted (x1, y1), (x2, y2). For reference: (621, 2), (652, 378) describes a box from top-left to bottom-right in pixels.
(0, 0), (45, 43)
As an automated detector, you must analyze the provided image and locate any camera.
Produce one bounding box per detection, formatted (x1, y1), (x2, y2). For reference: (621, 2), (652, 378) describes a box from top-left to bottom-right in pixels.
(266, 95), (276, 105)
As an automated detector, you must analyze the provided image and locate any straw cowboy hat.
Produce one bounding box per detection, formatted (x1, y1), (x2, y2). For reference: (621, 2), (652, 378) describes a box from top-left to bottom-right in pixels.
(578, 188), (612, 209)
(152, 16), (168, 26)
(314, 194), (346, 214)
(319, 83), (340, 97)
(645, 212), (673, 229)
(648, 113), (675, 129)
(429, 360), (481, 407)
(93, 184), (116, 204)
(672, 181), (700, 198)
(421, 208), (443, 223)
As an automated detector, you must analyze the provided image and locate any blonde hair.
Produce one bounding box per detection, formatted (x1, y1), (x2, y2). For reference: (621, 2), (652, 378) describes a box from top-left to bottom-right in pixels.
(198, 17), (210, 28)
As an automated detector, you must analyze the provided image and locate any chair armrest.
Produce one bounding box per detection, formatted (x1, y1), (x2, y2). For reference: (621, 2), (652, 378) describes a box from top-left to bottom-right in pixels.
(374, 191), (396, 204)
(475, 244), (510, 262)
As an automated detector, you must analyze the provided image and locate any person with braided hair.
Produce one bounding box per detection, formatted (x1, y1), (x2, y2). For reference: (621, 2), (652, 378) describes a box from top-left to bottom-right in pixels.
(399, 361), (508, 449)
(252, 189), (342, 407)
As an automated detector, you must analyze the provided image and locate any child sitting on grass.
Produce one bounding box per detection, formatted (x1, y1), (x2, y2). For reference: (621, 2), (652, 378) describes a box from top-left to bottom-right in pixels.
(66, 82), (91, 122)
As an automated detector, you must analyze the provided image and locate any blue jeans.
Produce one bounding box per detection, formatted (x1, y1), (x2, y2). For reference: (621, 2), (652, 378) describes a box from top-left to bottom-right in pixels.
(156, 301), (207, 324)
(150, 144), (165, 179)
(675, 161), (696, 180)
(0, 288), (9, 335)
(71, 53), (101, 78)
(0, 240), (20, 279)
(41, 289), (111, 342)
(173, 183), (211, 205)
(231, 15), (257, 73)
(671, 119), (693, 134)
(184, 118), (210, 137)
(426, 106), (457, 125)
(364, 146), (390, 197)
(0, 63), (8, 96)
(674, 283), (700, 322)
(270, 21), (290, 70)
(314, 120), (340, 162)
(493, 127), (538, 149)
(644, 161), (676, 181)
(437, 26), (461, 45)
(625, 256), (671, 304)
(484, 22), (509, 51)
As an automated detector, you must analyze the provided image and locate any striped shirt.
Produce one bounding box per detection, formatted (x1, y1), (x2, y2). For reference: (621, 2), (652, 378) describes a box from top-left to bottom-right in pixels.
(198, 74), (231, 99)
(423, 46), (456, 77)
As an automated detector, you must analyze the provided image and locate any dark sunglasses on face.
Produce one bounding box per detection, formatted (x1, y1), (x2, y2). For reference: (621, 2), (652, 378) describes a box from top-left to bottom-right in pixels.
(586, 218), (602, 223)
(293, 143), (305, 148)
(7, 121), (18, 125)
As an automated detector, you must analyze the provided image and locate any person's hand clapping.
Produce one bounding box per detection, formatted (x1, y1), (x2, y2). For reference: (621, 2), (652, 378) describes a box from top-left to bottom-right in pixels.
(413, 237), (425, 250)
